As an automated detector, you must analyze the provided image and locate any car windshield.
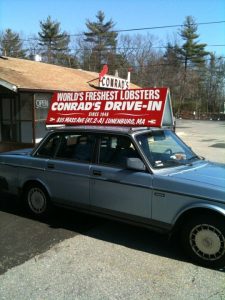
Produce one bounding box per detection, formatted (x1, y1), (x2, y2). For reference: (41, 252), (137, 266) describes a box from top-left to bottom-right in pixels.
(136, 130), (199, 169)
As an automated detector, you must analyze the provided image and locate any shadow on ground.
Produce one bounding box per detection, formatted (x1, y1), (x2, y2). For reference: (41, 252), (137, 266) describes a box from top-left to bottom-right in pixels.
(0, 193), (224, 275)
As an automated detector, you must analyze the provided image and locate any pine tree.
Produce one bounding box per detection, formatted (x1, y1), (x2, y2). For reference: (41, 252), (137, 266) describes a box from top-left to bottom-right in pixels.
(178, 16), (209, 70)
(38, 16), (70, 64)
(204, 53), (225, 113)
(175, 16), (209, 114)
(0, 29), (26, 58)
(84, 11), (118, 72)
(164, 43), (181, 66)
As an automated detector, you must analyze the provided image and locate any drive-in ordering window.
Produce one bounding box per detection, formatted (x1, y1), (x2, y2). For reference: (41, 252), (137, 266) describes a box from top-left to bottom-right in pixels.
(34, 93), (52, 143)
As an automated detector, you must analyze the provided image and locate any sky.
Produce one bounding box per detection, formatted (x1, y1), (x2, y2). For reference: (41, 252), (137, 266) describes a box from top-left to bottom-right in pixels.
(0, 0), (225, 56)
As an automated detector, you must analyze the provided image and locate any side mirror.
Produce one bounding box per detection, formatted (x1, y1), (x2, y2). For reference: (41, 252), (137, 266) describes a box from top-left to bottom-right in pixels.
(126, 157), (146, 171)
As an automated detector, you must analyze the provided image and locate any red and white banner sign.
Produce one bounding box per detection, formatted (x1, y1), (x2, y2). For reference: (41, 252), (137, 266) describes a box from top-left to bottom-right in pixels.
(46, 88), (169, 127)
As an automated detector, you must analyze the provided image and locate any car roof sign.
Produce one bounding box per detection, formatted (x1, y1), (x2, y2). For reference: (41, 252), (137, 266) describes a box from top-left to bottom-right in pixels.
(46, 88), (174, 128)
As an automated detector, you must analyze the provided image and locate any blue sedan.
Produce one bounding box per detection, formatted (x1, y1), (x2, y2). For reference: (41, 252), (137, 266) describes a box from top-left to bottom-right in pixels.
(0, 126), (225, 268)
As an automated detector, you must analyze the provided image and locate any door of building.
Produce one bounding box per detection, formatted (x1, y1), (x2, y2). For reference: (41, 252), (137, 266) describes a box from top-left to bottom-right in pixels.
(0, 97), (19, 142)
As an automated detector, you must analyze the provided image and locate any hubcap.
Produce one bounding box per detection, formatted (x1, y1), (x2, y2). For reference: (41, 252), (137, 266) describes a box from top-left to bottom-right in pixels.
(28, 187), (46, 214)
(190, 224), (225, 261)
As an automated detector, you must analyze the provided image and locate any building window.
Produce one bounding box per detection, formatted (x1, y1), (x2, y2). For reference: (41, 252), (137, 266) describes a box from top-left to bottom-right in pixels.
(34, 93), (52, 143)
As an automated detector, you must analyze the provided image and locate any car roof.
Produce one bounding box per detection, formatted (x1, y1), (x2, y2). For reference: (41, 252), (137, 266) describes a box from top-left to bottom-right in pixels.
(49, 126), (161, 135)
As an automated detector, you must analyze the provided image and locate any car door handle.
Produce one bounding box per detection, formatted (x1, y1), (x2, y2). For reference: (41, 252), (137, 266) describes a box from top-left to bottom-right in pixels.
(154, 192), (165, 197)
(93, 170), (102, 176)
(47, 163), (55, 169)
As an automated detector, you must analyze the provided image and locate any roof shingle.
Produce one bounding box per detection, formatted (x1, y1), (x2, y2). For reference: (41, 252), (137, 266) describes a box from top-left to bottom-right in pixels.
(0, 57), (138, 92)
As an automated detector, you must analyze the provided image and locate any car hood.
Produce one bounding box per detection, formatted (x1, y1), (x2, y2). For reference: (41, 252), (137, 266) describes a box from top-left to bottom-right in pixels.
(168, 161), (225, 189)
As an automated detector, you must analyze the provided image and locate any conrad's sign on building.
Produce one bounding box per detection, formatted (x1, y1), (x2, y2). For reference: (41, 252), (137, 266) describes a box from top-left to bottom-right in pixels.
(99, 65), (130, 90)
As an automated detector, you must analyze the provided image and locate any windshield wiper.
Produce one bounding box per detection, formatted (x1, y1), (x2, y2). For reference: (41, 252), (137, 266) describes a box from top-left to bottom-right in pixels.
(165, 159), (187, 166)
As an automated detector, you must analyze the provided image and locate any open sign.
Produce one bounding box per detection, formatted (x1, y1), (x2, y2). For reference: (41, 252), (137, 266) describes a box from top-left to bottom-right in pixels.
(36, 99), (49, 109)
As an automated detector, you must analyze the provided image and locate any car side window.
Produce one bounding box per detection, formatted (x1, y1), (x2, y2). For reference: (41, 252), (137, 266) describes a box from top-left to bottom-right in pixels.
(99, 135), (139, 167)
(36, 135), (61, 158)
(55, 133), (95, 163)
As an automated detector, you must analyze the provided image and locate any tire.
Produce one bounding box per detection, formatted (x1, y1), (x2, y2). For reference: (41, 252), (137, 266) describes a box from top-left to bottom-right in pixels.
(24, 183), (50, 218)
(181, 214), (225, 269)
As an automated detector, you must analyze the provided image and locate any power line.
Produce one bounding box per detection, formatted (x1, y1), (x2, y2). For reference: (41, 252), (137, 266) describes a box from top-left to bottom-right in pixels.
(1, 20), (225, 43)
(22, 44), (225, 53)
(3, 53), (225, 72)
(114, 21), (225, 33)
(29, 57), (224, 69)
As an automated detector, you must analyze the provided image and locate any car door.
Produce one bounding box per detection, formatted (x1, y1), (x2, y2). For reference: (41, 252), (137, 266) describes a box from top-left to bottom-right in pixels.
(90, 134), (153, 219)
(35, 132), (95, 207)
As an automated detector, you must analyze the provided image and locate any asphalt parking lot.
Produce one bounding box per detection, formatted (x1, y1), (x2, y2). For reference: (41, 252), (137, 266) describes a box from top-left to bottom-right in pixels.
(0, 120), (225, 300)
(176, 119), (225, 164)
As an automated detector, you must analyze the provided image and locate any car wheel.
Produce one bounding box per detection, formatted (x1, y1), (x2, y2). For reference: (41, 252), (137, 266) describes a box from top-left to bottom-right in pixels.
(181, 215), (225, 268)
(24, 183), (50, 217)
